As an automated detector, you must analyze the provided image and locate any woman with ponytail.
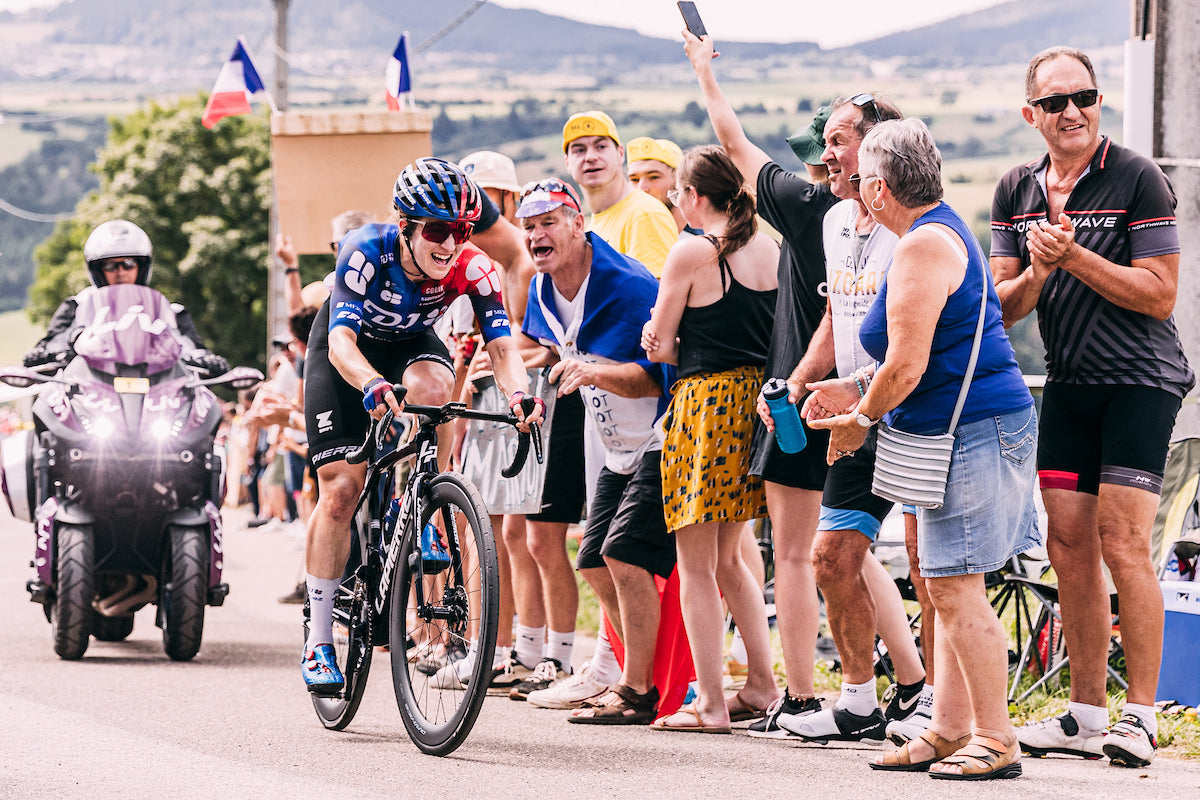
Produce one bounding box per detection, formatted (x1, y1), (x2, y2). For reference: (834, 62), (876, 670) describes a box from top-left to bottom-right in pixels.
(640, 144), (782, 731)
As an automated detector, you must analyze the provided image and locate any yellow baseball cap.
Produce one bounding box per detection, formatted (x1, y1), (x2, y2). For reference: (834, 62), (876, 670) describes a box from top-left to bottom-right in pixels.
(562, 110), (621, 153)
(626, 137), (683, 170)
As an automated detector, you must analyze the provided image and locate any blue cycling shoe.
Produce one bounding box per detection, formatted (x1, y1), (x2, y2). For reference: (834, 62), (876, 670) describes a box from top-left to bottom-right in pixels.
(420, 523), (451, 574)
(302, 644), (344, 696)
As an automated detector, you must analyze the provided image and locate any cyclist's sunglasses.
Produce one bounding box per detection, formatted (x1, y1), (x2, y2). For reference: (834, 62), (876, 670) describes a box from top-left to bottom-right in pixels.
(849, 93), (881, 125)
(1028, 89), (1099, 114)
(101, 258), (139, 273)
(415, 219), (474, 246)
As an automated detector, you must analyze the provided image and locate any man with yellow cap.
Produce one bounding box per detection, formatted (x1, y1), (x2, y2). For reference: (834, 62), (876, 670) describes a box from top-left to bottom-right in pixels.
(626, 137), (698, 236)
(562, 111), (677, 278)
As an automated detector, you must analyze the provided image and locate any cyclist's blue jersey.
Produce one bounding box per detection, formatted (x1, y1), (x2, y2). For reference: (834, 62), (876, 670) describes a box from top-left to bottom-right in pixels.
(329, 222), (511, 344)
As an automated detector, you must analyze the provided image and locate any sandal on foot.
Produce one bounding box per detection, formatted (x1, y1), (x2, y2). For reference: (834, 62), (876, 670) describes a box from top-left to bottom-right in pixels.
(929, 735), (1022, 781)
(871, 730), (972, 772)
(568, 685), (660, 725)
(727, 691), (771, 723)
(650, 703), (731, 734)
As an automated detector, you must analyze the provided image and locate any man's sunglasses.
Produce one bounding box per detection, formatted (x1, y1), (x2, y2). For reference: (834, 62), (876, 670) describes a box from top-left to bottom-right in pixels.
(101, 258), (139, 273)
(850, 93), (881, 125)
(415, 219), (474, 245)
(521, 178), (572, 198)
(1028, 89), (1099, 114)
(847, 174), (879, 192)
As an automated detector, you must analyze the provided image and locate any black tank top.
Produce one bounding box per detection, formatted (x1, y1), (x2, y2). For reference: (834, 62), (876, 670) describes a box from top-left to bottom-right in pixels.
(677, 235), (777, 379)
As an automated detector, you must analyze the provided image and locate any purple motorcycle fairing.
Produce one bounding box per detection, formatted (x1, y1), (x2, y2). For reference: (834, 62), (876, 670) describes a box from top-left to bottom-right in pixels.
(73, 284), (183, 376)
(34, 497), (57, 587)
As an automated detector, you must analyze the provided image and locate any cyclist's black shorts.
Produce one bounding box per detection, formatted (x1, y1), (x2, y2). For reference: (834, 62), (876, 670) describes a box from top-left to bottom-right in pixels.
(305, 300), (454, 468)
(1038, 382), (1180, 496)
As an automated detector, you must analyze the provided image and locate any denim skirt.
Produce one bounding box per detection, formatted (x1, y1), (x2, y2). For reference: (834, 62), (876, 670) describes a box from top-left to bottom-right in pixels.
(916, 404), (1041, 578)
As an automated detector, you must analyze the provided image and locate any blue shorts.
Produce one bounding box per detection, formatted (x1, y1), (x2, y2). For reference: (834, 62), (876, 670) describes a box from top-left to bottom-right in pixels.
(916, 405), (1042, 578)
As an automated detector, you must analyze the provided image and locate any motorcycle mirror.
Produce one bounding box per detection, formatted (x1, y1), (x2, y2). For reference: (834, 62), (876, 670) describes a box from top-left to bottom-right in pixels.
(0, 368), (43, 388)
(194, 366), (264, 390)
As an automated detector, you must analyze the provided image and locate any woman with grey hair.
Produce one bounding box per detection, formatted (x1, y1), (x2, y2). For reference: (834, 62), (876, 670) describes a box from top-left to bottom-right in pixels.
(807, 118), (1038, 780)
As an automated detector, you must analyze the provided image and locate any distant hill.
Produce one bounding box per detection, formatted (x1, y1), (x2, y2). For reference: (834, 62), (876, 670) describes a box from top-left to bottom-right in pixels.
(842, 0), (1127, 65)
(17, 0), (816, 73)
(5, 0), (1127, 77)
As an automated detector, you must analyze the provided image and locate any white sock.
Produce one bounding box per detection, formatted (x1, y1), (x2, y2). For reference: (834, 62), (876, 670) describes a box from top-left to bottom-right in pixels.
(917, 682), (935, 714)
(304, 574), (341, 651)
(546, 629), (575, 672)
(454, 639), (478, 678)
(1122, 702), (1158, 736)
(515, 624), (544, 667)
(588, 629), (623, 686)
(1068, 701), (1108, 734)
(493, 644), (510, 668)
(728, 626), (747, 663)
(837, 679), (878, 716)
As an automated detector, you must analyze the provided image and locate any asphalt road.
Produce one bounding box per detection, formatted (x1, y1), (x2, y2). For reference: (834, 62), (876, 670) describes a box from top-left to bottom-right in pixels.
(3, 503), (1199, 799)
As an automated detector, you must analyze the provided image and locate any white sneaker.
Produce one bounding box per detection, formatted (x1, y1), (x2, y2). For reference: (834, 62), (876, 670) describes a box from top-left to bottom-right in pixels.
(431, 652), (475, 689)
(1102, 714), (1157, 767)
(527, 666), (609, 709)
(884, 688), (933, 745)
(1017, 711), (1105, 758)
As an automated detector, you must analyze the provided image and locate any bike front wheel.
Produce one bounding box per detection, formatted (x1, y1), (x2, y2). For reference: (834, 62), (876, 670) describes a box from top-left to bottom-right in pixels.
(390, 472), (498, 756)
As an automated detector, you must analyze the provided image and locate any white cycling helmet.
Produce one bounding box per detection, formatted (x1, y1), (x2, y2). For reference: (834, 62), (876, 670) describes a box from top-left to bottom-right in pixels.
(83, 220), (153, 287)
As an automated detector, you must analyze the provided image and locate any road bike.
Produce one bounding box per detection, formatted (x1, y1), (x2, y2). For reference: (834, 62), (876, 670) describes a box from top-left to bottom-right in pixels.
(305, 386), (541, 755)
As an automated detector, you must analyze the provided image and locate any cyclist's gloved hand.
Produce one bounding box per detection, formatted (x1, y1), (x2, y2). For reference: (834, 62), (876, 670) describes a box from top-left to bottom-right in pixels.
(183, 350), (229, 376)
(362, 375), (393, 413)
(508, 391), (546, 427)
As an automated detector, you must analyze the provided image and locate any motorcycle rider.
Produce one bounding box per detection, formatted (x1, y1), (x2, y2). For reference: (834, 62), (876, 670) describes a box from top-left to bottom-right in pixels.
(23, 219), (228, 375)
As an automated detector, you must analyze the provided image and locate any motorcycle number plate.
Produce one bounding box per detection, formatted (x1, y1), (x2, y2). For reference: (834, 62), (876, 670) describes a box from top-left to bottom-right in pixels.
(114, 377), (150, 394)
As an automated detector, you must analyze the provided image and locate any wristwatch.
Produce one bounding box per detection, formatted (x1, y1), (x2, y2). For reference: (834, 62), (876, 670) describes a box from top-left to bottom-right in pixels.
(855, 412), (878, 428)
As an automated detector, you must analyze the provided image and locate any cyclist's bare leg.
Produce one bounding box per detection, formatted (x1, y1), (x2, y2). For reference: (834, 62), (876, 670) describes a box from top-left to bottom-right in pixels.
(307, 460), (368, 580)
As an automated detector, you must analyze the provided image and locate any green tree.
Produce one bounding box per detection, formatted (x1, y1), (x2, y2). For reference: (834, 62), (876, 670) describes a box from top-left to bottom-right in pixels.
(29, 95), (271, 371)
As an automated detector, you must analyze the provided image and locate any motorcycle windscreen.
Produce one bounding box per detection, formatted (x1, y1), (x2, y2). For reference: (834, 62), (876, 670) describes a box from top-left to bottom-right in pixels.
(72, 285), (183, 376)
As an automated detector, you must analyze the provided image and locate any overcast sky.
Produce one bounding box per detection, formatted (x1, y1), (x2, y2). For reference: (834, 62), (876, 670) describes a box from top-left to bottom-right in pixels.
(2, 0), (1008, 48)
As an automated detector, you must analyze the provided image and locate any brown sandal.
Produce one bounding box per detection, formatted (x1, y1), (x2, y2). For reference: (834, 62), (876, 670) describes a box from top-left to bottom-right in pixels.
(726, 691), (770, 723)
(870, 730), (972, 772)
(568, 684), (660, 725)
(929, 734), (1022, 781)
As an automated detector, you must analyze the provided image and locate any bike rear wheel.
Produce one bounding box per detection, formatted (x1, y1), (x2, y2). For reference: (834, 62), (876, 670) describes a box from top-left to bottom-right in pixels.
(309, 573), (374, 730)
(390, 472), (498, 756)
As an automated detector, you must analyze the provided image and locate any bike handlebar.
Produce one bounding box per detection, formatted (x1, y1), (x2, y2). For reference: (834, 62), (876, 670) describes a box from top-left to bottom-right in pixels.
(344, 384), (544, 477)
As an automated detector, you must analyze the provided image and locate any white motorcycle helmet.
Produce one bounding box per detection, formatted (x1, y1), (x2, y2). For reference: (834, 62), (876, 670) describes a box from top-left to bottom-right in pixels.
(82, 220), (153, 287)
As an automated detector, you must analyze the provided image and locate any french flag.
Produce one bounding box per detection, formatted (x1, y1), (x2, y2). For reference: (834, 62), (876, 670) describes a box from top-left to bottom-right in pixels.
(385, 34), (413, 111)
(202, 38), (266, 129)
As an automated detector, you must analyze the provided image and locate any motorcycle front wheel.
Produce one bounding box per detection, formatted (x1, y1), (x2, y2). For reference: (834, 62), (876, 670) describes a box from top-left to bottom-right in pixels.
(162, 525), (208, 661)
(53, 524), (95, 660)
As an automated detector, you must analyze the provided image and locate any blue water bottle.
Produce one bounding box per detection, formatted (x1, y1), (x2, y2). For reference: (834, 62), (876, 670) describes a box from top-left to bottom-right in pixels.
(762, 378), (807, 454)
(420, 523), (451, 574)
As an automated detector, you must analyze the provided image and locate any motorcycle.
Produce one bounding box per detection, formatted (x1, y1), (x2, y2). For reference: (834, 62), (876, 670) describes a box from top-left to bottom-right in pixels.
(0, 284), (261, 661)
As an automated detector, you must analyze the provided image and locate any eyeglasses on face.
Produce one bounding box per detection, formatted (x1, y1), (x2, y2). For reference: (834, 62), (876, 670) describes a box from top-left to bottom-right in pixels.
(847, 174), (879, 192)
(666, 187), (684, 205)
(101, 258), (139, 273)
(1028, 88), (1099, 114)
(849, 93), (881, 125)
(415, 219), (474, 246)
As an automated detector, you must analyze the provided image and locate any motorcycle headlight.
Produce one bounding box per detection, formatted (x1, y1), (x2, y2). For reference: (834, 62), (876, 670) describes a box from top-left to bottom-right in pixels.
(92, 417), (115, 440)
(150, 417), (173, 441)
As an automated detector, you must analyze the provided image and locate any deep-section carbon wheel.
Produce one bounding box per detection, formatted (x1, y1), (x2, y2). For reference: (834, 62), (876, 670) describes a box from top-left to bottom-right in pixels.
(390, 473), (498, 756)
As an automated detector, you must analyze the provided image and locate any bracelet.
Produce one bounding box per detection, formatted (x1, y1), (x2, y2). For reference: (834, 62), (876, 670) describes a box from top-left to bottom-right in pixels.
(284, 267), (299, 274)
(852, 374), (866, 398)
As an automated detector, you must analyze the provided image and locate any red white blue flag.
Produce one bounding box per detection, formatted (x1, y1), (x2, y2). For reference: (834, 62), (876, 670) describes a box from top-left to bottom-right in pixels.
(385, 34), (413, 111)
(202, 38), (266, 129)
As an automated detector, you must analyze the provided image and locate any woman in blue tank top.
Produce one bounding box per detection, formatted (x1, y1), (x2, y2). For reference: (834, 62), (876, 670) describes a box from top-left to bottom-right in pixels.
(808, 120), (1038, 780)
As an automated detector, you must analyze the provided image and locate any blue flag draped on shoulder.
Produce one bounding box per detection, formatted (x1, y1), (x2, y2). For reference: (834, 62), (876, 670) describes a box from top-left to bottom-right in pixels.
(202, 37), (267, 129)
(386, 34), (413, 111)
